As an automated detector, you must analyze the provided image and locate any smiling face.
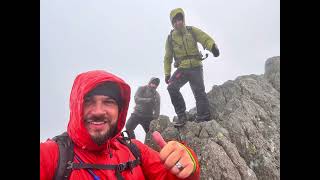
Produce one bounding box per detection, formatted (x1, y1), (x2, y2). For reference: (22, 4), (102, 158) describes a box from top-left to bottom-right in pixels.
(83, 95), (119, 145)
(149, 82), (158, 89)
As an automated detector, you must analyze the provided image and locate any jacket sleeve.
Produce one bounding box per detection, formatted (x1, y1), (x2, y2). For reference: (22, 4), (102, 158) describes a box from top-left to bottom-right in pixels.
(133, 140), (200, 180)
(191, 26), (216, 52)
(179, 142), (201, 180)
(134, 86), (152, 104)
(40, 140), (59, 180)
(153, 92), (160, 119)
(164, 35), (173, 76)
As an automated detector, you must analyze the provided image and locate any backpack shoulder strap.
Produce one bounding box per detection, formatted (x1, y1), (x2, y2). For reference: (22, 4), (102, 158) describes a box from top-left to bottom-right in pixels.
(168, 29), (174, 43)
(186, 26), (207, 56)
(118, 131), (141, 161)
(186, 26), (197, 42)
(52, 132), (74, 180)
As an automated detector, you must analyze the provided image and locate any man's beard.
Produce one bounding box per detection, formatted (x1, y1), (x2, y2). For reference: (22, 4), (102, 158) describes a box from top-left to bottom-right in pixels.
(84, 115), (118, 146)
(90, 126), (117, 146)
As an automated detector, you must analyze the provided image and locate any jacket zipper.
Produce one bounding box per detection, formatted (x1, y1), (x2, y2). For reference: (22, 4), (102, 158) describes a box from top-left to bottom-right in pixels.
(181, 34), (192, 68)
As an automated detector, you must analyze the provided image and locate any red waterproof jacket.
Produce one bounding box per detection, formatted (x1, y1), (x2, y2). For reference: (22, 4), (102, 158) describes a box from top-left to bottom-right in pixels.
(40, 70), (200, 180)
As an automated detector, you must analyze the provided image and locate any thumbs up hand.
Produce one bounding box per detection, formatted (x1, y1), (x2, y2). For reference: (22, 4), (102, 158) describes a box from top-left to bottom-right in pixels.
(152, 131), (196, 179)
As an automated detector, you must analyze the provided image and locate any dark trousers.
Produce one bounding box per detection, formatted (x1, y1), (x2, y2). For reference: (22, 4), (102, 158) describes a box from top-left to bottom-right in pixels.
(167, 66), (211, 121)
(125, 113), (152, 139)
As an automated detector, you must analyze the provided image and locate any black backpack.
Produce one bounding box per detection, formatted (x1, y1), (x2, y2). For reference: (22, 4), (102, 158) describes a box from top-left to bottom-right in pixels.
(52, 131), (141, 180)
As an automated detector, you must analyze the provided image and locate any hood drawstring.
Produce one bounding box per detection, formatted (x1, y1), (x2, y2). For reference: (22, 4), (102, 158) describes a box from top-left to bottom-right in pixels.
(107, 141), (113, 158)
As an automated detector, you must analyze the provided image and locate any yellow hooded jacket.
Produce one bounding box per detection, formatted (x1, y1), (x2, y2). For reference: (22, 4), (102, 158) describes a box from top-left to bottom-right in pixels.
(164, 8), (217, 76)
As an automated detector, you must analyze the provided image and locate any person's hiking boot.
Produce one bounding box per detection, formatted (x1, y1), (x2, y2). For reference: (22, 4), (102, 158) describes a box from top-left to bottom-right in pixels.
(195, 118), (210, 123)
(195, 114), (211, 123)
(173, 114), (187, 127)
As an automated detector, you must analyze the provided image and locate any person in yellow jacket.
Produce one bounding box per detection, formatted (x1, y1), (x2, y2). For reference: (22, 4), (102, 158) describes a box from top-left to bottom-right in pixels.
(164, 8), (220, 126)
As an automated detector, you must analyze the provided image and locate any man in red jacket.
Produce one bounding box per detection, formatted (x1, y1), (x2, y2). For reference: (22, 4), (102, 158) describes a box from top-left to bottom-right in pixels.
(40, 70), (200, 180)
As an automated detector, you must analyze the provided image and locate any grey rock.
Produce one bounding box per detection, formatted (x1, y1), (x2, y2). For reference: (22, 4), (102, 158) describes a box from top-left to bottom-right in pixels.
(145, 56), (280, 180)
(264, 56), (280, 92)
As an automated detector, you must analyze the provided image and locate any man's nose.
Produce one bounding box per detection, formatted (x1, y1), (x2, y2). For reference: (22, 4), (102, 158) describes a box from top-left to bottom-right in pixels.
(91, 103), (105, 115)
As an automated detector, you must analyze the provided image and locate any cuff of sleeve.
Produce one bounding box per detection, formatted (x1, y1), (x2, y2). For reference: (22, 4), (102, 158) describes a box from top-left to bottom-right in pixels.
(179, 142), (197, 173)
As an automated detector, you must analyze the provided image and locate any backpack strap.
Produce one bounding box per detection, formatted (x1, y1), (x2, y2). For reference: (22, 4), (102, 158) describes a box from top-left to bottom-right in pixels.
(169, 27), (207, 68)
(186, 26), (197, 42)
(68, 159), (141, 171)
(52, 132), (74, 180)
(70, 153), (140, 180)
(118, 131), (142, 162)
(65, 131), (141, 180)
(186, 26), (208, 60)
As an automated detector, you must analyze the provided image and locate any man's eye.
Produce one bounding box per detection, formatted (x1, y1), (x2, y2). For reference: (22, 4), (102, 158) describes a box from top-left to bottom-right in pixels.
(104, 100), (117, 105)
(84, 98), (92, 105)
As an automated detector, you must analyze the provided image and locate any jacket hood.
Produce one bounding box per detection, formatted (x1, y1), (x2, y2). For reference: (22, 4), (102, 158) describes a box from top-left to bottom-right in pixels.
(148, 77), (160, 86)
(170, 8), (185, 27)
(67, 70), (131, 152)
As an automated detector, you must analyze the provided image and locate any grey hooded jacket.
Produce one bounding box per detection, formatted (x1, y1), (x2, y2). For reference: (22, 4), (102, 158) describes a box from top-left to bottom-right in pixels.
(133, 78), (160, 119)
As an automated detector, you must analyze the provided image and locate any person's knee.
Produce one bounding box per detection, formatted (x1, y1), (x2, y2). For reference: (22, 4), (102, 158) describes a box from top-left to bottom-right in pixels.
(192, 84), (205, 92)
(194, 90), (206, 99)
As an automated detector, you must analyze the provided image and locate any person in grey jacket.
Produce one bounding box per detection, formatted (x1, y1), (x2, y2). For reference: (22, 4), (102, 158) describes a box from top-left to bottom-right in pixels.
(125, 77), (160, 139)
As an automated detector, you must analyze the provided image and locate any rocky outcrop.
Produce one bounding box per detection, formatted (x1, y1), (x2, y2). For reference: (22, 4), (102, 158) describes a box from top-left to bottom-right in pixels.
(264, 56), (280, 92)
(145, 56), (280, 180)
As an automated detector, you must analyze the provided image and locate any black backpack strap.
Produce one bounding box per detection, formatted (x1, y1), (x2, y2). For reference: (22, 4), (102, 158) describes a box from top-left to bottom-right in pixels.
(52, 132), (74, 180)
(118, 131), (142, 162)
(51, 131), (141, 180)
(170, 27), (204, 67)
(186, 26), (208, 60)
(186, 26), (203, 50)
(68, 159), (139, 180)
(67, 133), (141, 180)
(68, 160), (141, 170)
(186, 26), (197, 42)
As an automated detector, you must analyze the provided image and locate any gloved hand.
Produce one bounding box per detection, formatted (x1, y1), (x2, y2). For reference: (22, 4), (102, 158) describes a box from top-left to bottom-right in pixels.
(211, 44), (220, 57)
(153, 131), (197, 179)
(165, 75), (171, 84)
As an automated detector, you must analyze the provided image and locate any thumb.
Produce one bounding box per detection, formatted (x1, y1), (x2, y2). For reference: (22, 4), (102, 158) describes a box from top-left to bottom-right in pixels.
(152, 131), (167, 149)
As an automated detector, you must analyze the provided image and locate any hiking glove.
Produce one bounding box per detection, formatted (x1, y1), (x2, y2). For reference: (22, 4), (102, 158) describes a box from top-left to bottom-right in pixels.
(165, 75), (171, 84)
(211, 44), (220, 57)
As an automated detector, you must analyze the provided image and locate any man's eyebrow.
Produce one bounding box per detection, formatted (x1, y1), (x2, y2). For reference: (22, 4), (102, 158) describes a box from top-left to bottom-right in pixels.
(105, 97), (116, 101)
